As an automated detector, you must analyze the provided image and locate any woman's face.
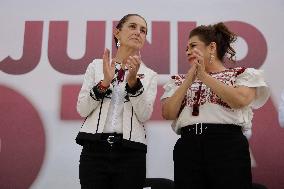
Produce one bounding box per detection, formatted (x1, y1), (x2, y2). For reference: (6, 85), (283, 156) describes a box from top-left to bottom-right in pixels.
(186, 35), (211, 65)
(115, 16), (147, 50)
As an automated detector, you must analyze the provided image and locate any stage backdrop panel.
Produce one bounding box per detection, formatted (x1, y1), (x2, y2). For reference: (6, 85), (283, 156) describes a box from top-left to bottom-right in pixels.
(1, 1), (284, 189)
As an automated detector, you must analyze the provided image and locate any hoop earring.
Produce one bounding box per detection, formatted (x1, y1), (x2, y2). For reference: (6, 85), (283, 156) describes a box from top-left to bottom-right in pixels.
(209, 54), (215, 64)
(116, 40), (121, 47)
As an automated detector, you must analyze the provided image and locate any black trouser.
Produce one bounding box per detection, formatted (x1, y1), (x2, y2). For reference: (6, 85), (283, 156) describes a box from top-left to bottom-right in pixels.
(79, 136), (146, 189)
(174, 124), (252, 189)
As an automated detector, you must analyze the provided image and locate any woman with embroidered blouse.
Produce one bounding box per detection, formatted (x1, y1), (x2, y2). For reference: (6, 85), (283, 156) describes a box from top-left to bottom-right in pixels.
(75, 14), (157, 189)
(161, 22), (269, 189)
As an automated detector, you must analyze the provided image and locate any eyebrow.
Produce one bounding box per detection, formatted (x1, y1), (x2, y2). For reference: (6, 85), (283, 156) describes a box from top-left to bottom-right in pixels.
(128, 22), (147, 29)
(189, 42), (198, 45)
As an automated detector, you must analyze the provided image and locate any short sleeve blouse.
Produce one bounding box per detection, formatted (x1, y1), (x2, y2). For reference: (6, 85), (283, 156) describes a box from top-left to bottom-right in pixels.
(161, 67), (270, 134)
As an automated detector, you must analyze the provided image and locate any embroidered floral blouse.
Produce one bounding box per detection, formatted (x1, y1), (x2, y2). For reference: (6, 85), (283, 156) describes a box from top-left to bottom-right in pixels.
(161, 67), (270, 134)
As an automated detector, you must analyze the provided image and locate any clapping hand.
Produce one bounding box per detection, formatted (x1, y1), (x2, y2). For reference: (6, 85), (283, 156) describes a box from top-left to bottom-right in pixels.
(126, 54), (141, 87)
(192, 48), (207, 81)
(102, 48), (115, 87)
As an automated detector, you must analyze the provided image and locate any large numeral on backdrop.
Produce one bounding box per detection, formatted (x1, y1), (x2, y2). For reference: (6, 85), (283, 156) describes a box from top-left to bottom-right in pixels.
(0, 85), (46, 188)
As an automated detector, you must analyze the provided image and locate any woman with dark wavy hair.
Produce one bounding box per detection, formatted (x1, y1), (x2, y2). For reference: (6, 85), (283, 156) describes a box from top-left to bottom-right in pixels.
(161, 22), (269, 189)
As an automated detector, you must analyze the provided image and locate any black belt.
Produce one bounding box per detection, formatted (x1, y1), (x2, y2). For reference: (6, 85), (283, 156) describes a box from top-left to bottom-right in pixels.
(180, 123), (242, 136)
(100, 133), (123, 145)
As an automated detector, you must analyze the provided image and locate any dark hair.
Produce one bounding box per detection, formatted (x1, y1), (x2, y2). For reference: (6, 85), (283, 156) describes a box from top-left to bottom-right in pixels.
(189, 22), (237, 61)
(114, 14), (147, 48)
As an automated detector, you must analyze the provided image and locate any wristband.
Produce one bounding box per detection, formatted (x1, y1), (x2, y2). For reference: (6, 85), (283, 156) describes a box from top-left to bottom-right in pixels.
(97, 80), (110, 93)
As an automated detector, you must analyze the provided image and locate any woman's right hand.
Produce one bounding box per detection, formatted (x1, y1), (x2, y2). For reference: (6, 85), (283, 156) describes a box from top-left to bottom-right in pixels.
(102, 48), (115, 86)
(186, 62), (197, 82)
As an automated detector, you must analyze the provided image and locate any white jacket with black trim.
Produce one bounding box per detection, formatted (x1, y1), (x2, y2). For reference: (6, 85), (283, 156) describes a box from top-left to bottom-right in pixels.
(75, 59), (158, 151)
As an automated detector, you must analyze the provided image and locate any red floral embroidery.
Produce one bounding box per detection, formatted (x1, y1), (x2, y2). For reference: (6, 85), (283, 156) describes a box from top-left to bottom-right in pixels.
(182, 67), (246, 109)
(172, 74), (186, 86)
(192, 83), (202, 116)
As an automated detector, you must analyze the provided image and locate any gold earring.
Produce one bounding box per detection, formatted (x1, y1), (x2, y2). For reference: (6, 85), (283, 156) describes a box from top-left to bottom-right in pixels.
(209, 54), (215, 64)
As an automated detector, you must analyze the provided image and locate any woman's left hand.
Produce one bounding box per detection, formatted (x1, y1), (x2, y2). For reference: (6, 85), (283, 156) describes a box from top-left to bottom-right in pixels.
(126, 55), (141, 87)
(192, 48), (207, 81)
